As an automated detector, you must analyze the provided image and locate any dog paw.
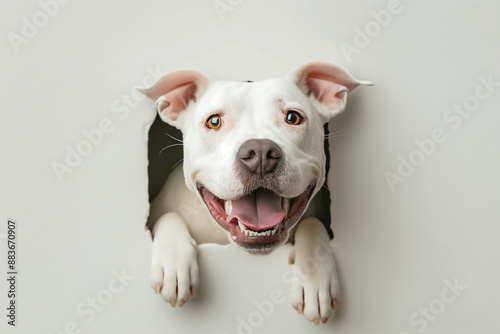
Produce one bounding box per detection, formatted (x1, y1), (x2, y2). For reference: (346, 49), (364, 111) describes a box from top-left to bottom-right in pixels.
(150, 236), (199, 307)
(289, 248), (339, 324)
(288, 218), (339, 324)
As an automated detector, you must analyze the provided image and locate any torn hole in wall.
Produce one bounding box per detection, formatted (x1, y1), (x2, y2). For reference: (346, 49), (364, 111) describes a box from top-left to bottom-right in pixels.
(147, 115), (184, 214)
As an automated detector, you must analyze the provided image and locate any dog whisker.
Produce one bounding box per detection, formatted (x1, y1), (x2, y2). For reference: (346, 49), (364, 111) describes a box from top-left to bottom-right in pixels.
(324, 134), (349, 140)
(171, 158), (184, 170)
(325, 127), (350, 136)
(324, 128), (350, 139)
(325, 132), (349, 138)
(164, 132), (183, 143)
(159, 143), (184, 155)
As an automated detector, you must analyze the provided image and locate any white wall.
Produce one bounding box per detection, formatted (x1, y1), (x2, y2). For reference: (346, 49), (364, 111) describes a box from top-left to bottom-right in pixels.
(1, 1), (499, 333)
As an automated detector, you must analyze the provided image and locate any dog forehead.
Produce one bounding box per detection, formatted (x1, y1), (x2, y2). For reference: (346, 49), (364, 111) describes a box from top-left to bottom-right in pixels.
(252, 78), (310, 107)
(200, 78), (308, 109)
(199, 81), (252, 108)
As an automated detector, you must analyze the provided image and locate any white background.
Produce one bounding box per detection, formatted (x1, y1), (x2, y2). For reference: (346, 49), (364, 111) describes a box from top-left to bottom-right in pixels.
(1, 0), (499, 333)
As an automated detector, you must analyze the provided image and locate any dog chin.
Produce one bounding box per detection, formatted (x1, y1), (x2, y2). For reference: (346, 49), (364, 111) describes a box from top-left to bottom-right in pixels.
(197, 182), (315, 254)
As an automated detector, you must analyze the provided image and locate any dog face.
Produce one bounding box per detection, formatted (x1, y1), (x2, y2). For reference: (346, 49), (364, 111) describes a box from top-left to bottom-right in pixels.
(140, 62), (370, 254)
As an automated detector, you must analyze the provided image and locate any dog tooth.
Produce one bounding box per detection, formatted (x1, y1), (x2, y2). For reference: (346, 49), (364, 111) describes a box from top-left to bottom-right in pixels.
(238, 221), (248, 231)
(225, 200), (232, 215)
(271, 225), (279, 235)
(281, 197), (290, 213)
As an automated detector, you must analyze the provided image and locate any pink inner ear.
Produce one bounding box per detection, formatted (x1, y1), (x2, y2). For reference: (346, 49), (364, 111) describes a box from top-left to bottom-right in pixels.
(140, 70), (205, 123)
(307, 75), (346, 111)
(158, 82), (198, 121)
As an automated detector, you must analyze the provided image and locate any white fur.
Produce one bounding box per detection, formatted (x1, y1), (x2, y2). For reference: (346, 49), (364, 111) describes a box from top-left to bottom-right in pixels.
(142, 62), (369, 323)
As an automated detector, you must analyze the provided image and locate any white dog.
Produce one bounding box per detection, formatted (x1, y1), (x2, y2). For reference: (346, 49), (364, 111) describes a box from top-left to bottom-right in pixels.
(139, 62), (370, 325)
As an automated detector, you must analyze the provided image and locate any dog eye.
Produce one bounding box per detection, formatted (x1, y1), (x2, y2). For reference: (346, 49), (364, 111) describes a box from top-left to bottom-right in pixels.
(206, 114), (222, 130)
(285, 111), (303, 125)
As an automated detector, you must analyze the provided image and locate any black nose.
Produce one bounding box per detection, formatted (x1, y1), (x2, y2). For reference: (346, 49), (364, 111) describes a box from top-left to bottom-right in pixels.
(237, 139), (282, 177)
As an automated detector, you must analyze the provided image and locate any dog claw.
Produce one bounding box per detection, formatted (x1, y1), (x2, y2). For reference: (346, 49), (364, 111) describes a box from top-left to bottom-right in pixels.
(331, 298), (338, 310)
(190, 286), (197, 298)
(322, 318), (328, 324)
(288, 249), (296, 265)
(153, 283), (161, 294)
(297, 303), (303, 314)
(178, 299), (185, 308)
(314, 318), (320, 325)
(170, 299), (176, 308)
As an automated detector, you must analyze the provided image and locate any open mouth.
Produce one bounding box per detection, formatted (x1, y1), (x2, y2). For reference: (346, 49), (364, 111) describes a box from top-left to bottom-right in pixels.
(198, 184), (315, 254)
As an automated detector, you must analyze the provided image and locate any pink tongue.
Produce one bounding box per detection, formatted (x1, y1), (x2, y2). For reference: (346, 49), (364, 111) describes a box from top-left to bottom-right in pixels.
(227, 189), (286, 231)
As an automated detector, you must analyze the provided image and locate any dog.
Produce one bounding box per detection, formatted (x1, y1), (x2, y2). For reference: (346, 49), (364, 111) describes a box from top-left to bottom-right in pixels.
(138, 62), (370, 324)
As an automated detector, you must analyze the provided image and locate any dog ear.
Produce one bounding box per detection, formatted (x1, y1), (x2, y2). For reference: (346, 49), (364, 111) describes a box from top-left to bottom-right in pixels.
(137, 71), (208, 129)
(291, 62), (372, 123)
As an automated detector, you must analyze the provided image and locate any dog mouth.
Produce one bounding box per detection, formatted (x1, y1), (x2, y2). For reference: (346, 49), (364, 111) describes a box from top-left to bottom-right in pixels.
(198, 185), (315, 254)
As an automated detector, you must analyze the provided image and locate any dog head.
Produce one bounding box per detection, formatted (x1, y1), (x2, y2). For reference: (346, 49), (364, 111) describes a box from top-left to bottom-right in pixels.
(140, 62), (370, 254)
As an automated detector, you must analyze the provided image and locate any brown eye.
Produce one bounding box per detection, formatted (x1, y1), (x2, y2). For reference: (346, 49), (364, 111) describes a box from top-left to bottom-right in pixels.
(286, 111), (303, 125)
(206, 114), (222, 129)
